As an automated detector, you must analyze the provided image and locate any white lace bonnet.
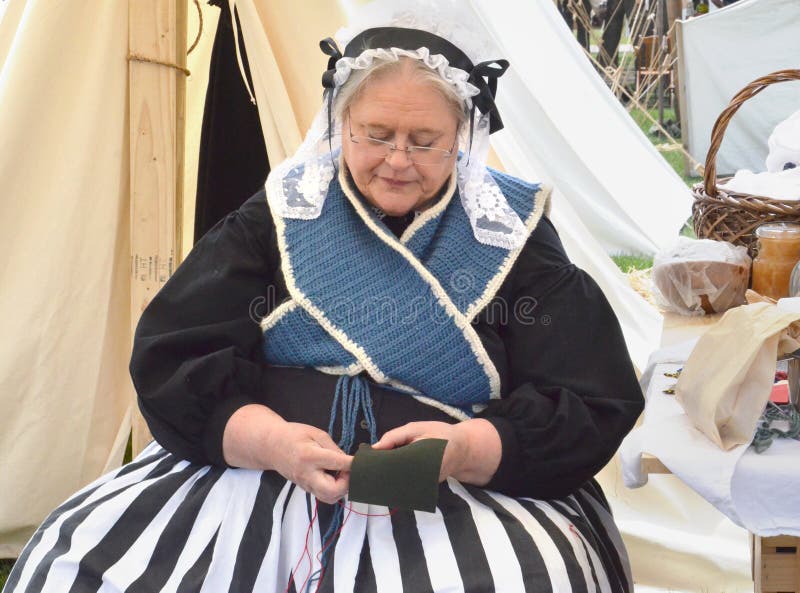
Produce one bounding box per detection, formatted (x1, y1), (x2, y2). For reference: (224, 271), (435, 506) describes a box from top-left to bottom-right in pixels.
(265, 3), (528, 249)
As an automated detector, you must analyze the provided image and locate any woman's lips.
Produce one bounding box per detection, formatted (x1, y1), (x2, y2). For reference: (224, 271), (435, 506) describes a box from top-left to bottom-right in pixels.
(380, 177), (411, 188)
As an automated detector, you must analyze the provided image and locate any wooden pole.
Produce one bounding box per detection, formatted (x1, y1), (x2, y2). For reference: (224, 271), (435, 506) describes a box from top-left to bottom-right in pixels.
(674, 20), (694, 177)
(128, 0), (187, 455)
(657, 0), (666, 127)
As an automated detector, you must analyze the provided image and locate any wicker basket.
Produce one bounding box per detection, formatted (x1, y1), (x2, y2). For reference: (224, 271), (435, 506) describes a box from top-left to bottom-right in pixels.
(692, 69), (800, 257)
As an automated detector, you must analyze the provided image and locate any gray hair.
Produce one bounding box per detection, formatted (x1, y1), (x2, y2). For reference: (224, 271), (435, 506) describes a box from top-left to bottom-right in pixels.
(333, 57), (468, 126)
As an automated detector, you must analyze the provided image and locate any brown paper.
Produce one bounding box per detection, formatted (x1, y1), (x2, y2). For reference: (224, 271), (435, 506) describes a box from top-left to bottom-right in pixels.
(675, 302), (800, 449)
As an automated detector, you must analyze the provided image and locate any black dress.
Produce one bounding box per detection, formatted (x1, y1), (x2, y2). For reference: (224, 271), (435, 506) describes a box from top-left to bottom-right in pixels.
(4, 187), (643, 593)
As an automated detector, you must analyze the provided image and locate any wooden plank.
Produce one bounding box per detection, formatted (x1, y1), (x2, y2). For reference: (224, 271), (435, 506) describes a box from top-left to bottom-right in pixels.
(755, 535), (800, 593)
(175, 0), (187, 260)
(763, 535), (800, 549)
(752, 533), (758, 587)
(129, 0), (186, 455)
(762, 555), (796, 592)
(755, 534), (763, 593)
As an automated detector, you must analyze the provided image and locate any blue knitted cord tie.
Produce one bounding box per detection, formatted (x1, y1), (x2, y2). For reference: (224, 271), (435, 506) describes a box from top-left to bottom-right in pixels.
(327, 374), (378, 453)
(318, 375), (378, 571)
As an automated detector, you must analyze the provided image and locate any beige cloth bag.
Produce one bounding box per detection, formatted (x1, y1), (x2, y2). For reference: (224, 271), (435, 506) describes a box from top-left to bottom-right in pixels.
(675, 302), (800, 450)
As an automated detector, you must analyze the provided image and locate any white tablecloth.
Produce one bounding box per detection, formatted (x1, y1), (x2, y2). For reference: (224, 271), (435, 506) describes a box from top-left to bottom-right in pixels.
(620, 341), (800, 537)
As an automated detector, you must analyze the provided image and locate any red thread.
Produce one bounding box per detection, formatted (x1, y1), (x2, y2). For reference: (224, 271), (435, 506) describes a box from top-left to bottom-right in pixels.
(306, 503), (355, 593)
(287, 500), (400, 593)
(339, 500), (399, 517)
(284, 502), (320, 593)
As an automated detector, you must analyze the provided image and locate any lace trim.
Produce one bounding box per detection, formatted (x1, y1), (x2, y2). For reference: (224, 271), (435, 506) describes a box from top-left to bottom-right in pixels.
(333, 47), (480, 107)
(266, 153), (336, 220)
(457, 163), (528, 249)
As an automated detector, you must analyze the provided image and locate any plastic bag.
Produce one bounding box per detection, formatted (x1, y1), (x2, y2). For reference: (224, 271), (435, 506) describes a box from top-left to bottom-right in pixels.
(651, 237), (751, 316)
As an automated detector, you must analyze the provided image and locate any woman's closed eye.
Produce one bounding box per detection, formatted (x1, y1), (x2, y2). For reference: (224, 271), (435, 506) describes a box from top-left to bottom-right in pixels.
(410, 133), (442, 148)
(367, 132), (392, 142)
(364, 128), (442, 148)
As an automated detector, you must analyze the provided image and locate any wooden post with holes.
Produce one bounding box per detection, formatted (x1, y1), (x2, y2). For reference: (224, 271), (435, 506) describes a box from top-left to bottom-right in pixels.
(128, 0), (187, 455)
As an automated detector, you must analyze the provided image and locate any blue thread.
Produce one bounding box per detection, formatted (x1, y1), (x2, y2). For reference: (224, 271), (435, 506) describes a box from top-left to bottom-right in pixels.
(318, 506), (343, 569)
(318, 374), (379, 574)
(305, 569), (323, 593)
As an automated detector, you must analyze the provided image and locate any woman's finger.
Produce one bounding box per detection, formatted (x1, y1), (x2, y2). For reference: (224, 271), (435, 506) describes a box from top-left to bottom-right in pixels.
(372, 422), (426, 449)
(310, 469), (350, 504)
(305, 447), (352, 471)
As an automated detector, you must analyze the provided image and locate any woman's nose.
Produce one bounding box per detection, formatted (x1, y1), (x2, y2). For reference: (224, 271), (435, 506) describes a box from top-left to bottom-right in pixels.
(385, 147), (413, 169)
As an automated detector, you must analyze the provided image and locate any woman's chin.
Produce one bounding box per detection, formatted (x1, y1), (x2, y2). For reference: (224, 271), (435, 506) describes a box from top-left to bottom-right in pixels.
(372, 196), (418, 217)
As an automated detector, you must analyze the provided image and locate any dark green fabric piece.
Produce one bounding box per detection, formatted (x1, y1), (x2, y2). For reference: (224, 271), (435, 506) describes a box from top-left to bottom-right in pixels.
(348, 439), (447, 512)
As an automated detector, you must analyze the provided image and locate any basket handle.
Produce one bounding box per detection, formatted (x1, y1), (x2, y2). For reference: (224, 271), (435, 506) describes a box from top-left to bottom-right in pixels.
(704, 68), (800, 197)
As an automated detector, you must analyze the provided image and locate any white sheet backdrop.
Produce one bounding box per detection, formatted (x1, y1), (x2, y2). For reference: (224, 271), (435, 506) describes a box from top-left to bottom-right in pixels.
(0, 0), (133, 558)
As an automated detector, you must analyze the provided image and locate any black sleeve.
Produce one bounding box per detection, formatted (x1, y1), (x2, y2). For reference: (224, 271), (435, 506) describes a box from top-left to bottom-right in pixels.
(477, 216), (644, 499)
(129, 189), (277, 466)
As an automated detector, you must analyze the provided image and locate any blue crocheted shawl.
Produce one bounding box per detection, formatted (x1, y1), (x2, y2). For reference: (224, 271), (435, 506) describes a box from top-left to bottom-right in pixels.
(261, 167), (548, 418)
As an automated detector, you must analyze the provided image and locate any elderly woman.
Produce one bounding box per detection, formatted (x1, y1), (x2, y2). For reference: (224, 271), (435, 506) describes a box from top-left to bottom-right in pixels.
(4, 12), (643, 593)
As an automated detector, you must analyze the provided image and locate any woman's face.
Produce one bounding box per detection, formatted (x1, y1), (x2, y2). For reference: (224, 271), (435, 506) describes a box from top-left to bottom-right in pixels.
(341, 65), (460, 217)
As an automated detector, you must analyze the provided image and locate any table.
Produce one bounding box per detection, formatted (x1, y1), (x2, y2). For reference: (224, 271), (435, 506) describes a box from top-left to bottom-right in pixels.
(636, 313), (800, 593)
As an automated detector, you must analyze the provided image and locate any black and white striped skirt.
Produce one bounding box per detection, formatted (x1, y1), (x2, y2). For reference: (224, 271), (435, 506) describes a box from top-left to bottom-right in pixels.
(4, 441), (632, 593)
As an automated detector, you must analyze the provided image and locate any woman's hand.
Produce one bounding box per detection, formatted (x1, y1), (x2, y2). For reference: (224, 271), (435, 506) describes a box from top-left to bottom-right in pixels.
(371, 419), (502, 486)
(223, 404), (352, 504)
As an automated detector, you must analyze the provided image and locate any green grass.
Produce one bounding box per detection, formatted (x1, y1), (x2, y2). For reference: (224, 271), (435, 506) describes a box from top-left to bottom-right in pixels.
(1, 558), (14, 587)
(124, 431), (133, 465)
(612, 254), (654, 272)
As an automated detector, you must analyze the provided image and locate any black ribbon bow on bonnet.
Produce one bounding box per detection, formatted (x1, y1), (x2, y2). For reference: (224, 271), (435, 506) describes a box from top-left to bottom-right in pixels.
(319, 27), (509, 150)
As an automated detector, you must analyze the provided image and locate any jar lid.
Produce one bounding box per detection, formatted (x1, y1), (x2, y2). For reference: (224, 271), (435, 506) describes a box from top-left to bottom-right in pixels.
(755, 223), (800, 239)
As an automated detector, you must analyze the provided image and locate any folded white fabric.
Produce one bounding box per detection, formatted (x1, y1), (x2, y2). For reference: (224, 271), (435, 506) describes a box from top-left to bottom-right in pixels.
(766, 109), (800, 173)
(719, 167), (800, 200)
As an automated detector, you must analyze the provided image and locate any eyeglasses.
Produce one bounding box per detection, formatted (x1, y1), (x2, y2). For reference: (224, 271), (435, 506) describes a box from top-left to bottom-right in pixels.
(347, 117), (456, 167)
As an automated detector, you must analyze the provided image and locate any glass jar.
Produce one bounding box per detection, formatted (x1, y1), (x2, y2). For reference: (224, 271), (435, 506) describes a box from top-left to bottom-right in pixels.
(790, 259), (800, 297)
(751, 223), (800, 300)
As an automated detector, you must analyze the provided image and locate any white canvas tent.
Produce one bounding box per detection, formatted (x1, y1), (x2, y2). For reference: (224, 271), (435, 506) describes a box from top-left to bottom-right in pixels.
(0, 0), (753, 591)
(676, 0), (800, 175)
